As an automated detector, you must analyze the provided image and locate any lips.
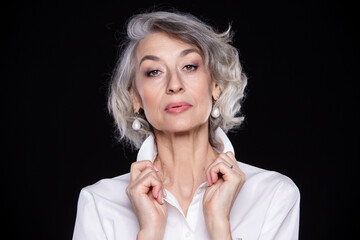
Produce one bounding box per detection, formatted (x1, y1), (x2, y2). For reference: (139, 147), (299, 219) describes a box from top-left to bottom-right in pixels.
(164, 101), (192, 113)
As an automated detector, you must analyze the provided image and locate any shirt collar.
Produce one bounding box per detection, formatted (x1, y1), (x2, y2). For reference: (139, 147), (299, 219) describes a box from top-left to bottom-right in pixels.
(136, 127), (235, 162)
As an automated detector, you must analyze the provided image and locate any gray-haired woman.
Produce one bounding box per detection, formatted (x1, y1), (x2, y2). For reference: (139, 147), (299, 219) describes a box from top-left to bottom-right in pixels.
(73, 11), (300, 240)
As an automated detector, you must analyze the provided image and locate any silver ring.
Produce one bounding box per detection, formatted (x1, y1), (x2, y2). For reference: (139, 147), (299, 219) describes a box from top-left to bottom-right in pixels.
(230, 165), (234, 169)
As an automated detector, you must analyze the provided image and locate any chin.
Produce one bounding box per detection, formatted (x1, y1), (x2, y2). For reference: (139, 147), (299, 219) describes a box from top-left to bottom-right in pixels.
(157, 119), (209, 133)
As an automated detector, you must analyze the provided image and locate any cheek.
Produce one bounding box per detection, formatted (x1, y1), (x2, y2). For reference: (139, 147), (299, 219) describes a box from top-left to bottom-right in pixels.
(198, 88), (212, 108)
(190, 81), (213, 117)
(138, 86), (162, 123)
(192, 76), (213, 104)
(136, 77), (160, 109)
(140, 90), (157, 110)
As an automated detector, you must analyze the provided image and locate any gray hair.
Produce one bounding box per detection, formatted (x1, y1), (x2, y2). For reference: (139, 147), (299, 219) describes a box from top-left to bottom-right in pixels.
(108, 11), (247, 149)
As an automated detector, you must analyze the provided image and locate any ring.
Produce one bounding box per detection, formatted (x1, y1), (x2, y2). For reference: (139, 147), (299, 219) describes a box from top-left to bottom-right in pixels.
(230, 165), (234, 169)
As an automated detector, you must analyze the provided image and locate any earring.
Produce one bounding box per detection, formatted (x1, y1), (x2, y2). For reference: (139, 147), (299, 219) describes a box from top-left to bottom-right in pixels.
(132, 118), (141, 130)
(211, 107), (220, 118)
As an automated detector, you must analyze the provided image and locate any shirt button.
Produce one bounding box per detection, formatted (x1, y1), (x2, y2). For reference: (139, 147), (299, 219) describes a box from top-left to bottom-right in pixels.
(185, 231), (191, 238)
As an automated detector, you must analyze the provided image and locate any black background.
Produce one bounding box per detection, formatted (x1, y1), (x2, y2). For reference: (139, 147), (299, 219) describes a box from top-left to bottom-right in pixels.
(2, 0), (358, 239)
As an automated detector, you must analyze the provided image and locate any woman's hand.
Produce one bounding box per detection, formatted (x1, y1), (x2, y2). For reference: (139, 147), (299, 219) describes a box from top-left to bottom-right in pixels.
(126, 160), (168, 240)
(203, 152), (246, 240)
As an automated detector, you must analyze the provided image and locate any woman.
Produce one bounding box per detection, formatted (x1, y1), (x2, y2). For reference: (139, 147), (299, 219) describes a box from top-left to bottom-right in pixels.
(73, 11), (300, 240)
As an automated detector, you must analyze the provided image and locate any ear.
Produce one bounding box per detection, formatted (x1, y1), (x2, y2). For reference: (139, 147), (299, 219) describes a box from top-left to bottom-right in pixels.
(130, 88), (143, 113)
(211, 82), (222, 100)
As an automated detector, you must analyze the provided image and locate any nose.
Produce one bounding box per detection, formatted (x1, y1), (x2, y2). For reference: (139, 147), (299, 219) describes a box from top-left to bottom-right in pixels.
(166, 71), (184, 94)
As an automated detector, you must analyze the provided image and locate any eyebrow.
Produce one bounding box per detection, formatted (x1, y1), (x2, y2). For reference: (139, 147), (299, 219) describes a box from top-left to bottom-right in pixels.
(180, 48), (201, 57)
(139, 55), (160, 66)
(138, 48), (201, 67)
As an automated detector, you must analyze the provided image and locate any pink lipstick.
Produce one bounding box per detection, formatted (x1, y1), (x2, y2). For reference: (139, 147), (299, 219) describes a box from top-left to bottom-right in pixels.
(164, 101), (192, 113)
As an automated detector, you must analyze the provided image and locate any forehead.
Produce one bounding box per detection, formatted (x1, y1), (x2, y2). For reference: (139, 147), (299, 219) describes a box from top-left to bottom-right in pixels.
(136, 32), (199, 59)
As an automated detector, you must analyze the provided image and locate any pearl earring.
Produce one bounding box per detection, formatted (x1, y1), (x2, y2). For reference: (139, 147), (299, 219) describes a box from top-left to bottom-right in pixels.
(132, 118), (141, 130)
(211, 107), (220, 118)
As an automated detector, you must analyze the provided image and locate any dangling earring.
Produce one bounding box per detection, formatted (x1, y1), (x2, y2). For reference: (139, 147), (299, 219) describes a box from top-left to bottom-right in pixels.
(211, 107), (220, 118)
(132, 118), (141, 130)
(132, 112), (141, 130)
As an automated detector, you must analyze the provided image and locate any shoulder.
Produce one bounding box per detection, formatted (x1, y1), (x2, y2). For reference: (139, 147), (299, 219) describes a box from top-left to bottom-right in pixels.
(78, 172), (131, 206)
(231, 162), (300, 239)
(237, 161), (300, 202)
(73, 173), (141, 239)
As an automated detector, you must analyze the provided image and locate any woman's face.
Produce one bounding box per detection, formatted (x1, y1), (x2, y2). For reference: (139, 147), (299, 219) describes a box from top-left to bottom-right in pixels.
(133, 32), (219, 133)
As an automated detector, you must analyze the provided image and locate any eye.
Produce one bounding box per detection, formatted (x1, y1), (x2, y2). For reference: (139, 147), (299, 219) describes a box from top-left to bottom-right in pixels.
(146, 70), (161, 77)
(183, 65), (198, 71)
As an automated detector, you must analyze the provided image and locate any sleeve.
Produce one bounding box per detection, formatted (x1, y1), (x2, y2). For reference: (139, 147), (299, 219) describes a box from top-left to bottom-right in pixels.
(259, 179), (301, 240)
(72, 188), (107, 240)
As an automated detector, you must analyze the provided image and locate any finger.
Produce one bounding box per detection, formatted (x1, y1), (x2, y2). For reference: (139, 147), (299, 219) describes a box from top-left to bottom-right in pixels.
(209, 161), (246, 192)
(206, 155), (232, 186)
(218, 152), (240, 172)
(157, 187), (165, 205)
(208, 161), (236, 186)
(130, 170), (164, 205)
(137, 169), (163, 200)
(216, 153), (234, 167)
(140, 169), (165, 205)
(130, 160), (158, 181)
(225, 151), (237, 164)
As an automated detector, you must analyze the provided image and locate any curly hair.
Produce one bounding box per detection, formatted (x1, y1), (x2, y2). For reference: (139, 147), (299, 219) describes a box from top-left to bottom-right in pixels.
(108, 11), (247, 149)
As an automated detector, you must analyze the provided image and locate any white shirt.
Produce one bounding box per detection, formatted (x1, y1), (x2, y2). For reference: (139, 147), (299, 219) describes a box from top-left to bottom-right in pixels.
(73, 128), (300, 240)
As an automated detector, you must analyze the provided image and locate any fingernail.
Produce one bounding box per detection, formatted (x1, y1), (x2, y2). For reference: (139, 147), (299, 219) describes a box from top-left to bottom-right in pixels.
(207, 176), (212, 186)
(161, 196), (164, 204)
(153, 165), (159, 172)
(163, 189), (167, 197)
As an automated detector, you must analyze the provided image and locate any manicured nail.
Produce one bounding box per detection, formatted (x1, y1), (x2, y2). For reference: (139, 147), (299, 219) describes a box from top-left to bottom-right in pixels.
(153, 165), (159, 172)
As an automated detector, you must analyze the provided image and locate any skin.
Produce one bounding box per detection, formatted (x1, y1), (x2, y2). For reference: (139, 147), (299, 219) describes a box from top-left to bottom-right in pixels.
(125, 32), (246, 240)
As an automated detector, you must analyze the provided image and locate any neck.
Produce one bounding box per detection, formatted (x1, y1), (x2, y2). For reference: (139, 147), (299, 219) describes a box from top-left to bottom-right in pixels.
(153, 123), (218, 199)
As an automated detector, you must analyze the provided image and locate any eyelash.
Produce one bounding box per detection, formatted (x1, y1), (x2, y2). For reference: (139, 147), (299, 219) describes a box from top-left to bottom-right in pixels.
(146, 70), (160, 77)
(183, 64), (198, 71)
(145, 64), (198, 77)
